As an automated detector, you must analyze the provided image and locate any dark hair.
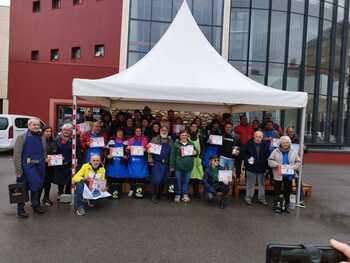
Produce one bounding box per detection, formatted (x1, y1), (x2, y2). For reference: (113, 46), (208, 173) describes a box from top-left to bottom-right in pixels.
(222, 112), (232, 120)
(224, 122), (233, 127)
(179, 129), (188, 136)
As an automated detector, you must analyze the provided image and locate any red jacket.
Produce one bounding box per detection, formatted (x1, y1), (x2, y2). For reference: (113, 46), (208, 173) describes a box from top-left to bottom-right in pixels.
(80, 131), (108, 160)
(234, 125), (254, 145)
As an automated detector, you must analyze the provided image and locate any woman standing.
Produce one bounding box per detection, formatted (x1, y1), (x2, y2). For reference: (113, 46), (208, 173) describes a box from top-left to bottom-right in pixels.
(41, 126), (58, 206)
(54, 124), (80, 200)
(268, 136), (301, 214)
(105, 128), (128, 198)
(127, 127), (149, 198)
(188, 121), (204, 199)
(170, 130), (197, 203)
(148, 125), (172, 203)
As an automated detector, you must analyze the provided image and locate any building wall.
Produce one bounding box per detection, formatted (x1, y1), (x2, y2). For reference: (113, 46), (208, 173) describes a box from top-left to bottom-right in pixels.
(0, 6), (9, 114)
(8, 0), (123, 123)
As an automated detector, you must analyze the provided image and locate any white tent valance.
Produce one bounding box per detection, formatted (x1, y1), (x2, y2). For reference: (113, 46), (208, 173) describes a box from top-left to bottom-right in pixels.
(72, 1), (307, 113)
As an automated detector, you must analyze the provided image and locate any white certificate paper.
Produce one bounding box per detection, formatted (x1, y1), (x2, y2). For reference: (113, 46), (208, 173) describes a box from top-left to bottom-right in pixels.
(272, 138), (280, 147)
(181, 145), (194, 157)
(90, 137), (105, 148)
(77, 123), (91, 133)
(110, 147), (124, 157)
(131, 146), (145, 156)
(281, 165), (294, 175)
(209, 135), (223, 145)
(47, 154), (63, 166)
(149, 143), (162, 155)
(218, 170), (233, 185)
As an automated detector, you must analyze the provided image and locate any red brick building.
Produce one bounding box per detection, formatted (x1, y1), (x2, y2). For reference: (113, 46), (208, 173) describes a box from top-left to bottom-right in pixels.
(8, 0), (124, 128)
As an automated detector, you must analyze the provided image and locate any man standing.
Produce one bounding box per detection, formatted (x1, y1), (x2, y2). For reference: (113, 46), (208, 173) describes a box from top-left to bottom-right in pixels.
(243, 131), (270, 206)
(14, 118), (47, 218)
(234, 115), (254, 178)
(219, 122), (240, 172)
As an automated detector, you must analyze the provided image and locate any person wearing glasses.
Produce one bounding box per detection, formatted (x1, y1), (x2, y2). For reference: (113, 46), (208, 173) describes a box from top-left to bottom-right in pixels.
(203, 155), (230, 209)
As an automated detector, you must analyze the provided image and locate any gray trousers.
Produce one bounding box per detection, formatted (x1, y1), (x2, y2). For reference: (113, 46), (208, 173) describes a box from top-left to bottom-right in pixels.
(245, 171), (266, 201)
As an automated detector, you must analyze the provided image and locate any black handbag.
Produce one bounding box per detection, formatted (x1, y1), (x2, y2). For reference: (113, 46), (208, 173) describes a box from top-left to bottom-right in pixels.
(8, 183), (29, 204)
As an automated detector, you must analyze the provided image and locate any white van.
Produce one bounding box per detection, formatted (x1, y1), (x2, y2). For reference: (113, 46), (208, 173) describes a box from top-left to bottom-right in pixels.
(0, 114), (45, 152)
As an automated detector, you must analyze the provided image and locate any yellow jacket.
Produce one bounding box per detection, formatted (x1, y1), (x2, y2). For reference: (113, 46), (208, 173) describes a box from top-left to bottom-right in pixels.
(72, 163), (106, 184)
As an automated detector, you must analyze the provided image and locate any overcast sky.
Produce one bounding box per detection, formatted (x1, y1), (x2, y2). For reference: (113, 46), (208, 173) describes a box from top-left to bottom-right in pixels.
(0, 0), (10, 6)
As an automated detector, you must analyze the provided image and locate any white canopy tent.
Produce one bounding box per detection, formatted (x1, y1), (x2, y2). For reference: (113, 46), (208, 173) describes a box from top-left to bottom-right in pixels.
(72, 1), (308, 206)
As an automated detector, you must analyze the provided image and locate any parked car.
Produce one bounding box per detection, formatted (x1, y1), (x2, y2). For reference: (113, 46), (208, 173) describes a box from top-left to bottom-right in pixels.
(0, 114), (45, 152)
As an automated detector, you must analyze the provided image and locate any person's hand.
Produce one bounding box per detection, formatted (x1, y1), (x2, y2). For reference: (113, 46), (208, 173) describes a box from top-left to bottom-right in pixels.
(170, 168), (175, 172)
(330, 239), (350, 262)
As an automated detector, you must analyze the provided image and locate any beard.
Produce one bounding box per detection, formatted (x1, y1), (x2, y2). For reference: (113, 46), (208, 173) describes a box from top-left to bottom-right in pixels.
(160, 133), (168, 138)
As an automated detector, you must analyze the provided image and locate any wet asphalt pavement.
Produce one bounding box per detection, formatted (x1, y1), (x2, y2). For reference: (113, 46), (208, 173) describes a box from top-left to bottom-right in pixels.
(0, 152), (349, 263)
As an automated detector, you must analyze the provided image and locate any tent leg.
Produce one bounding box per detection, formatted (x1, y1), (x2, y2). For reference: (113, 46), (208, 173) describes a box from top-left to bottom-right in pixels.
(296, 106), (306, 207)
(71, 95), (78, 206)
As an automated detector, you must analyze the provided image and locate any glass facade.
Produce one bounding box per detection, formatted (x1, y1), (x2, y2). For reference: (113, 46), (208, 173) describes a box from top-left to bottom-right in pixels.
(126, 0), (350, 147)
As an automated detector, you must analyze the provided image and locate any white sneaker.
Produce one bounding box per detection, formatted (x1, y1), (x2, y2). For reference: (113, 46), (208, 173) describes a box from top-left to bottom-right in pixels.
(128, 190), (134, 197)
(76, 207), (86, 216)
(182, 194), (191, 203)
(174, 195), (181, 203)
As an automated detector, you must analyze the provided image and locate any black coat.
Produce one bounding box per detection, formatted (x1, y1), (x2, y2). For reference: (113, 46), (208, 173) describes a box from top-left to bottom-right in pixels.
(243, 140), (270, 174)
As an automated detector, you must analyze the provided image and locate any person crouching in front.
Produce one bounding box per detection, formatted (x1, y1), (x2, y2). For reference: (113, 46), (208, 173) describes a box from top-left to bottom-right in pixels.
(203, 155), (230, 209)
(72, 154), (107, 216)
(268, 136), (301, 214)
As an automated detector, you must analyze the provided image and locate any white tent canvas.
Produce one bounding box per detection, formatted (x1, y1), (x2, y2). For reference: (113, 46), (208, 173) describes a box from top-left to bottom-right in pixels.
(72, 1), (307, 113)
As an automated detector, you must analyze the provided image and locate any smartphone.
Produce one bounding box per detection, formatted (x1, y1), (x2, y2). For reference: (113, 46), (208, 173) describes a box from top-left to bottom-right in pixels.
(266, 244), (347, 263)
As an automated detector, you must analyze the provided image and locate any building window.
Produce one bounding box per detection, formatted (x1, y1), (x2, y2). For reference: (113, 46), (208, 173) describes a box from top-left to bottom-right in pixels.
(94, 45), (105, 57)
(50, 49), (59, 61)
(32, 1), (40, 13)
(52, 0), (61, 9)
(31, 50), (39, 60)
(73, 0), (83, 5)
(71, 47), (81, 59)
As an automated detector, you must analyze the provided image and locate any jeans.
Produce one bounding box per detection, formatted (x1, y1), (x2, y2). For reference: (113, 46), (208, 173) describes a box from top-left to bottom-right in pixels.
(245, 171), (266, 201)
(74, 182), (85, 210)
(175, 170), (191, 196)
(219, 156), (235, 170)
(17, 176), (41, 215)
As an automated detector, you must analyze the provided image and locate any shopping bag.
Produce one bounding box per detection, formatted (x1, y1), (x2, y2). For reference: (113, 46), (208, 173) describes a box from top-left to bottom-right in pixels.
(8, 183), (29, 204)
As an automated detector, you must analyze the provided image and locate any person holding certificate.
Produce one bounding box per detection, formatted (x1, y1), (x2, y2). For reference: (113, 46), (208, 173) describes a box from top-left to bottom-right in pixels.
(202, 120), (222, 169)
(268, 136), (301, 214)
(72, 155), (107, 216)
(170, 130), (198, 203)
(148, 125), (173, 203)
(80, 121), (108, 163)
(41, 126), (59, 207)
(203, 155), (230, 209)
(106, 128), (128, 181)
(127, 127), (149, 198)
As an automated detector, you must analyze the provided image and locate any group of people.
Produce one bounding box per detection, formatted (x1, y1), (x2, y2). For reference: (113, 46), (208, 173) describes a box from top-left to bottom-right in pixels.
(13, 107), (304, 218)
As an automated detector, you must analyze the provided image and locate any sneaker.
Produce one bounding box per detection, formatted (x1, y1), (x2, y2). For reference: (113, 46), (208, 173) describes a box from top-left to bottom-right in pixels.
(259, 200), (268, 206)
(298, 202), (306, 208)
(43, 199), (53, 207)
(174, 195), (181, 203)
(182, 194), (191, 203)
(76, 207), (86, 216)
(245, 198), (252, 206)
(128, 190), (134, 197)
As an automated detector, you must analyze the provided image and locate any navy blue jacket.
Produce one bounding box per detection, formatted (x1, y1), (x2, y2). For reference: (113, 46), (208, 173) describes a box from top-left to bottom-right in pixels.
(243, 140), (270, 174)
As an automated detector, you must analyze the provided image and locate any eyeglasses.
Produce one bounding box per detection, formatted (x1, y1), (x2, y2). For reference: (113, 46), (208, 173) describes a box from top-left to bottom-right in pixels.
(213, 159), (219, 162)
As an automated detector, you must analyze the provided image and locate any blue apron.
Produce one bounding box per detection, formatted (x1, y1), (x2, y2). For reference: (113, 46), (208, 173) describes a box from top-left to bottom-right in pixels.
(54, 139), (72, 185)
(21, 132), (45, 191)
(128, 139), (148, 179)
(106, 141), (128, 178)
(151, 142), (171, 185)
(85, 133), (104, 163)
(202, 144), (220, 169)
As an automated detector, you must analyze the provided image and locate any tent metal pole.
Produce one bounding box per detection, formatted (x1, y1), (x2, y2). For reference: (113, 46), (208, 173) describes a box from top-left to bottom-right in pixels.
(72, 95), (77, 176)
(296, 106), (306, 207)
